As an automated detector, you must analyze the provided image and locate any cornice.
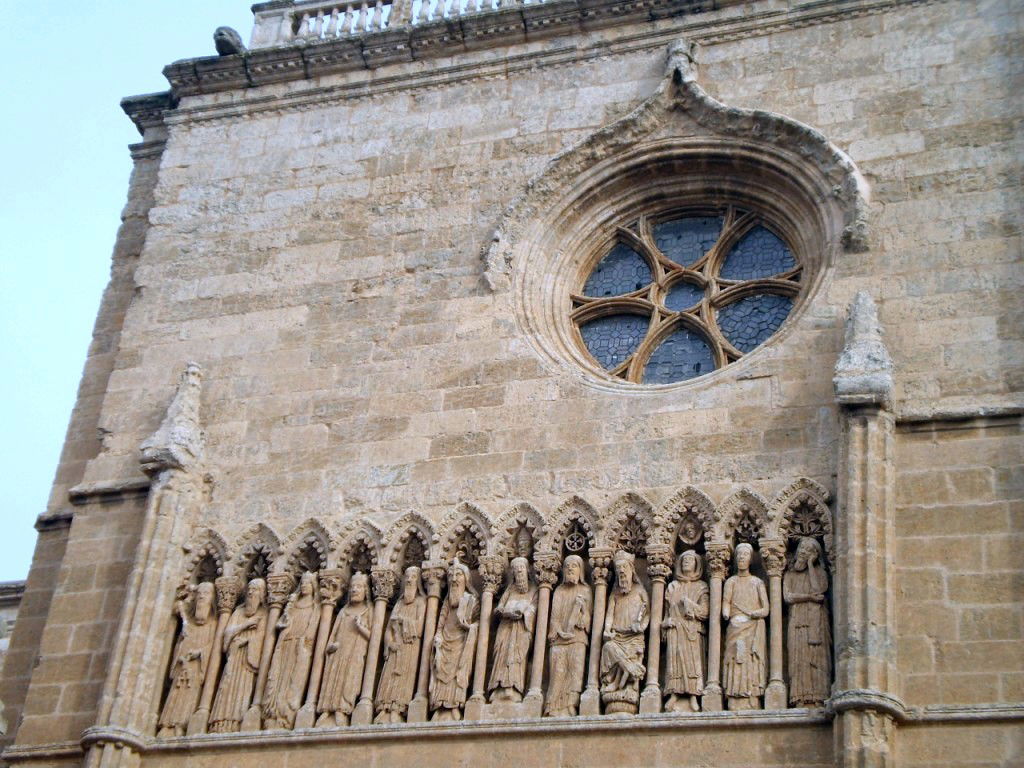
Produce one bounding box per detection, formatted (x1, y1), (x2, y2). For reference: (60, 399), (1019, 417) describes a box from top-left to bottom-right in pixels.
(135, 0), (942, 132)
(120, 91), (178, 137)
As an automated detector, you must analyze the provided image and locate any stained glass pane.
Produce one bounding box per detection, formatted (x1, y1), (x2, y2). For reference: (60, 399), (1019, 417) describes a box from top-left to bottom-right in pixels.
(641, 327), (715, 384)
(582, 244), (653, 297)
(664, 281), (704, 312)
(653, 217), (723, 266)
(579, 314), (649, 370)
(720, 225), (795, 280)
(717, 294), (793, 353)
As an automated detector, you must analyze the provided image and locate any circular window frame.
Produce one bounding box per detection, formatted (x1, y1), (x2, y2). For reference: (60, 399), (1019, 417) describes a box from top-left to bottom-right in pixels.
(511, 138), (846, 394)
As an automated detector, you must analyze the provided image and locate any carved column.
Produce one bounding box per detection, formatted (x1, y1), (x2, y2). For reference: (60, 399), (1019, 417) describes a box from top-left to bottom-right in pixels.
(640, 544), (672, 714)
(579, 548), (612, 716)
(702, 542), (731, 712)
(352, 567), (397, 725)
(760, 538), (788, 710)
(187, 575), (242, 734)
(407, 561), (445, 723)
(523, 553), (560, 716)
(832, 292), (903, 767)
(82, 364), (206, 768)
(242, 572), (294, 730)
(295, 568), (344, 729)
(465, 555), (505, 720)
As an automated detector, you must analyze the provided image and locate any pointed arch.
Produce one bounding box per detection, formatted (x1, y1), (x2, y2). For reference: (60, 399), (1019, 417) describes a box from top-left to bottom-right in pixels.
(540, 495), (600, 555)
(439, 502), (494, 567)
(493, 502), (547, 559)
(601, 492), (656, 555)
(771, 477), (835, 564)
(282, 518), (335, 574)
(712, 488), (770, 545)
(383, 512), (437, 569)
(653, 486), (716, 549)
(338, 519), (384, 575)
(182, 527), (229, 586)
(233, 522), (282, 580)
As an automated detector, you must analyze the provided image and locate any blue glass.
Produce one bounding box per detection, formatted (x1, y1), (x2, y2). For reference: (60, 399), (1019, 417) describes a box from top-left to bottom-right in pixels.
(582, 243), (653, 297)
(642, 327), (716, 384)
(664, 281), (704, 311)
(717, 294), (793, 353)
(653, 217), (722, 266)
(579, 314), (649, 370)
(720, 225), (795, 280)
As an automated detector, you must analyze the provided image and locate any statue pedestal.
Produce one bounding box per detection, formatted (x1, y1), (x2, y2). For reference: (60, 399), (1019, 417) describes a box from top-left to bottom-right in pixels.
(702, 682), (724, 712)
(463, 695), (485, 721)
(241, 705), (262, 731)
(480, 696), (540, 721)
(579, 687), (601, 716)
(186, 707), (209, 736)
(765, 680), (788, 710)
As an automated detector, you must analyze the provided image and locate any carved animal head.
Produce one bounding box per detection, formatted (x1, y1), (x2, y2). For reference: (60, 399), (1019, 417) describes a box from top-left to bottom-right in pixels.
(214, 26), (246, 57)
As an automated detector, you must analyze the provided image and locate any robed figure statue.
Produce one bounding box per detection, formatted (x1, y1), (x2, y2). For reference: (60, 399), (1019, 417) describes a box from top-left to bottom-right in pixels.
(722, 542), (769, 710)
(263, 571), (321, 729)
(158, 581), (217, 738)
(317, 572), (372, 727)
(209, 578), (269, 732)
(784, 537), (831, 706)
(488, 556), (538, 703)
(662, 550), (709, 713)
(429, 559), (479, 722)
(375, 566), (427, 723)
(600, 550), (649, 714)
(544, 555), (591, 717)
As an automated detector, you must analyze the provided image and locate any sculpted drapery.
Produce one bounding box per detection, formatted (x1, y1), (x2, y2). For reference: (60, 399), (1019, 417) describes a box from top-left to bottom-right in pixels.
(317, 572), (372, 726)
(375, 566), (427, 723)
(209, 578), (269, 733)
(663, 551), (709, 713)
(784, 537), (831, 706)
(600, 550), (649, 714)
(429, 560), (479, 721)
(263, 571), (321, 729)
(544, 555), (592, 717)
(488, 557), (538, 703)
(722, 542), (769, 710)
(158, 582), (217, 738)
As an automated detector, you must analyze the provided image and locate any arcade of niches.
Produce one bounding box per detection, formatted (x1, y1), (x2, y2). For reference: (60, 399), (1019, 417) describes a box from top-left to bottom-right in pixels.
(157, 476), (835, 735)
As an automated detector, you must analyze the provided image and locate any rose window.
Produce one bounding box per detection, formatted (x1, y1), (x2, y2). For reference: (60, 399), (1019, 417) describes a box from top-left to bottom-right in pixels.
(571, 208), (801, 384)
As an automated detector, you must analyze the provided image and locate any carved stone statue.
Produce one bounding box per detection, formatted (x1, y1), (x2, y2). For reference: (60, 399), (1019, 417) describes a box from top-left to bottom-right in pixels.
(214, 26), (246, 56)
(600, 550), (649, 714)
(262, 571), (321, 729)
(662, 550), (709, 713)
(375, 566), (427, 723)
(487, 557), (538, 703)
(784, 537), (831, 706)
(722, 542), (769, 710)
(317, 572), (372, 727)
(209, 578), (269, 733)
(544, 555), (592, 717)
(429, 559), (479, 722)
(158, 581), (217, 738)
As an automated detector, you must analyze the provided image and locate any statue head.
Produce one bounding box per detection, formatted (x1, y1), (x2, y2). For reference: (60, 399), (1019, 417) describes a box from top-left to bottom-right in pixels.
(562, 554), (585, 586)
(448, 559), (472, 601)
(613, 550), (636, 593)
(675, 550), (703, 582)
(794, 537), (822, 571)
(245, 578), (267, 614)
(510, 556), (530, 591)
(298, 570), (317, 597)
(734, 542), (753, 572)
(402, 566), (422, 602)
(349, 572), (369, 603)
(194, 581), (215, 623)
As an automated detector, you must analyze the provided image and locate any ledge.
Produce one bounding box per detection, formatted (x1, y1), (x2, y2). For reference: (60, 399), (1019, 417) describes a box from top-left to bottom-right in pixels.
(896, 402), (1023, 427)
(68, 477), (152, 505)
(906, 703), (1024, 725)
(121, 91), (178, 136)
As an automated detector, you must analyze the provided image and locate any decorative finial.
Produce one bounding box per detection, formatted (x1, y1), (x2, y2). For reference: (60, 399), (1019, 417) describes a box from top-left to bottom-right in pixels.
(139, 362), (205, 476)
(833, 293), (893, 408)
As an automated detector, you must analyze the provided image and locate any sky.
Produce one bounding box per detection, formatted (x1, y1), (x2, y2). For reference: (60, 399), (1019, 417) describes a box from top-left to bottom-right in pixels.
(0, 2), (256, 581)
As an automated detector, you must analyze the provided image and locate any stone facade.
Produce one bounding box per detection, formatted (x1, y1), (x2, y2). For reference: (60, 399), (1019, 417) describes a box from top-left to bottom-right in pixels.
(0, 583), (25, 678)
(1, 0), (1021, 766)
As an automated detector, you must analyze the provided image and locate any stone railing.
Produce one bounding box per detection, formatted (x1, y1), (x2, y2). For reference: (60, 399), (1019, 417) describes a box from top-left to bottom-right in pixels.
(251, 0), (552, 46)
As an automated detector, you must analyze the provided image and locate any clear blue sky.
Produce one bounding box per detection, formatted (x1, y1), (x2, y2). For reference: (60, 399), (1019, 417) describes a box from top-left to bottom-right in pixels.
(0, 2), (255, 581)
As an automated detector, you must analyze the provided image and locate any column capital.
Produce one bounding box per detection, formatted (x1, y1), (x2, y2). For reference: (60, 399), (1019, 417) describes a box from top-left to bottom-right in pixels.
(214, 575), (242, 615)
(588, 547), (613, 584)
(266, 573), (295, 607)
(645, 543), (674, 581)
(422, 564), (446, 598)
(479, 555), (506, 593)
(318, 567), (346, 605)
(705, 542), (732, 580)
(534, 552), (561, 587)
(371, 567), (398, 601)
(759, 538), (787, 577)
